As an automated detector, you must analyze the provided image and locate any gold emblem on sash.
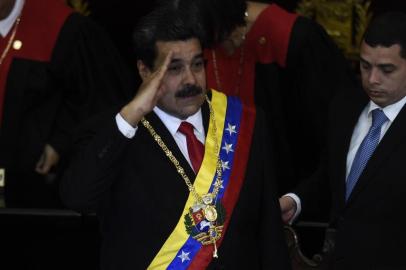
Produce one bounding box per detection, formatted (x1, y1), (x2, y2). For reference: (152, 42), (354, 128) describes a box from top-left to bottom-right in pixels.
(185, 197), (226, 253)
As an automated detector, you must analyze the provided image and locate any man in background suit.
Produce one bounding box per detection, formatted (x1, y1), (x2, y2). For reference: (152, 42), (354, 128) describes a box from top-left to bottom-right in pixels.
(280, 12), (406, 269)
(61, 4), (290, 270)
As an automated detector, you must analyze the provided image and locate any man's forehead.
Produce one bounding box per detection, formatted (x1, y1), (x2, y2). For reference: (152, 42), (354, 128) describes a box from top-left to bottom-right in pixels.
(156, 39), (202, 60)
(360, 42), (403, 62)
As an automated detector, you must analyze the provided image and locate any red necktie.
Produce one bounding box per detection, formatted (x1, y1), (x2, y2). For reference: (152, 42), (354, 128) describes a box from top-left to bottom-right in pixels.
(178, 122), (204, 173)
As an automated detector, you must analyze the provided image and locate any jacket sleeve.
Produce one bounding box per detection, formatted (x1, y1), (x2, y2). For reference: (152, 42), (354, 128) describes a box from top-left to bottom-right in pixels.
(60, 110), (131, 213)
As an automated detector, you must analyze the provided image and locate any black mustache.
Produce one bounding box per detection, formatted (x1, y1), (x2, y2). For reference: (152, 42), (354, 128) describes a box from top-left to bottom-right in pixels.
(175, 85), (203, 98)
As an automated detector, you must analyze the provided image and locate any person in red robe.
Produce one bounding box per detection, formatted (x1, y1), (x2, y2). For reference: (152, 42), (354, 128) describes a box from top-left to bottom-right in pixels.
(0, 0), (133, 208)
(164, 1), (358, 219)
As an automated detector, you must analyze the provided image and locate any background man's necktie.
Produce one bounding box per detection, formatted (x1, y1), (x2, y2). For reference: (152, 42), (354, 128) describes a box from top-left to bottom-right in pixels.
(178, 121), (204, 173)
(346, 109), (388, 201)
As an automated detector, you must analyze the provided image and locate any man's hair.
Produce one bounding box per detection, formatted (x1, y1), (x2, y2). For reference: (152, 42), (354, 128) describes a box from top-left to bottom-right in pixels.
(363, 11), (406, 59)
(133, 4), (200, 69)
(163, 0), (247, 47)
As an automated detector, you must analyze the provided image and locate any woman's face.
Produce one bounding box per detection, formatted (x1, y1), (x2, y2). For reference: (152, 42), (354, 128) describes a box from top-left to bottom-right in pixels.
(221, 25), (246, 54)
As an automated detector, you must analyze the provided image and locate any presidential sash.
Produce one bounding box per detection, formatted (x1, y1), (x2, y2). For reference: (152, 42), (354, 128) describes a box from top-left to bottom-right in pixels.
(148, 89), (256, 269)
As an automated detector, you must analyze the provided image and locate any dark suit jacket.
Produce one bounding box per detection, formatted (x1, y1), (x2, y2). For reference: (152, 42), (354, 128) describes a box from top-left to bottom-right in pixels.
(296, 87), (406, 270)
(60, 101), (291, 270)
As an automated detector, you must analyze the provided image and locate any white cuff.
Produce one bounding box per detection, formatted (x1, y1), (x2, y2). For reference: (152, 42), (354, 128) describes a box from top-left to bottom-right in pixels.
(115, 113), (137, 138)
(283, 193), (302, 224)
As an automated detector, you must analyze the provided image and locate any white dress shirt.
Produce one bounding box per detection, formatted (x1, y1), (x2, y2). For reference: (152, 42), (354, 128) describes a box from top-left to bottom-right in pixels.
(115, 107), (205, 169)
(285, 95), (406, 222)
(0, 0), (24, 37)
(346, 96), (406, 179)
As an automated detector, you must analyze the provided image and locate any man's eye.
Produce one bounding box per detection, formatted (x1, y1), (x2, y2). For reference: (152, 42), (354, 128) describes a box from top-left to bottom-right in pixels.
(191, 61), (204, 71)
(360, 63), (370, 70)
(168, 65), (183, 74)
(382, 67), (395, 74)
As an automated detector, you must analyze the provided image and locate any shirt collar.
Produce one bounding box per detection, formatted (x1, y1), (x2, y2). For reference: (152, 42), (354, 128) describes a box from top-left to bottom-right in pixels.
(367, 95), (406, 123)
(153, 106), (204, 137)
(0, 0), (24, 38)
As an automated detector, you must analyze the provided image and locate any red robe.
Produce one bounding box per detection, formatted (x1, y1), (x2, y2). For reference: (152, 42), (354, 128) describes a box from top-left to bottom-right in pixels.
(205, 3), (357, 201)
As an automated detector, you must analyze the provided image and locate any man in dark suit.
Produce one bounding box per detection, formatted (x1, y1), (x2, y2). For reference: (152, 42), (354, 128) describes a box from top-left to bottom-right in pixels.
(60, 5), (290, 270)
(280, 12), (406, 269)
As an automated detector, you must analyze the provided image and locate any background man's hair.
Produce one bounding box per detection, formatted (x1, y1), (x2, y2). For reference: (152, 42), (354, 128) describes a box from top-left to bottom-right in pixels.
(133, 4), (200, 69)
(163, 0), (247, 48)
(363, 11), (406, 59)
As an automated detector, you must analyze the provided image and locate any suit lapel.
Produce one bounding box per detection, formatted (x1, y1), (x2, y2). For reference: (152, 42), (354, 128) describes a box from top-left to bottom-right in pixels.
(347, 102), (406, 204)
(143, 112), (196, 182)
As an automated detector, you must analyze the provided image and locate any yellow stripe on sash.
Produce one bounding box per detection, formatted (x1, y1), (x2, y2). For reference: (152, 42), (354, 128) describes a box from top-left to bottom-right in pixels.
(148, 89), (226, 269)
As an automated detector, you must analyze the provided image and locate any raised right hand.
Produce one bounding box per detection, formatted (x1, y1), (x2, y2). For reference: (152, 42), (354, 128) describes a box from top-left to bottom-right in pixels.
(119, 51), (173, 127)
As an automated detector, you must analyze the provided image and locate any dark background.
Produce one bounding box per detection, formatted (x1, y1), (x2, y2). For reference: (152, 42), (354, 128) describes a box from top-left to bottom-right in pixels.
(84, 0), (406, 87)
(2, 1), (406, 269)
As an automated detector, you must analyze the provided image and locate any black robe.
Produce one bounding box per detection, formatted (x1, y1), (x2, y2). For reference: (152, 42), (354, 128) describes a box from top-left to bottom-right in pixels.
(0, 0), (134, 208)
(254, 15), (358, 220)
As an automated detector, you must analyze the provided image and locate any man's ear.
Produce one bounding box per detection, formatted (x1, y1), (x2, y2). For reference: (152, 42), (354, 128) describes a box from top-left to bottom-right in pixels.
(137, 60), (152, 81)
